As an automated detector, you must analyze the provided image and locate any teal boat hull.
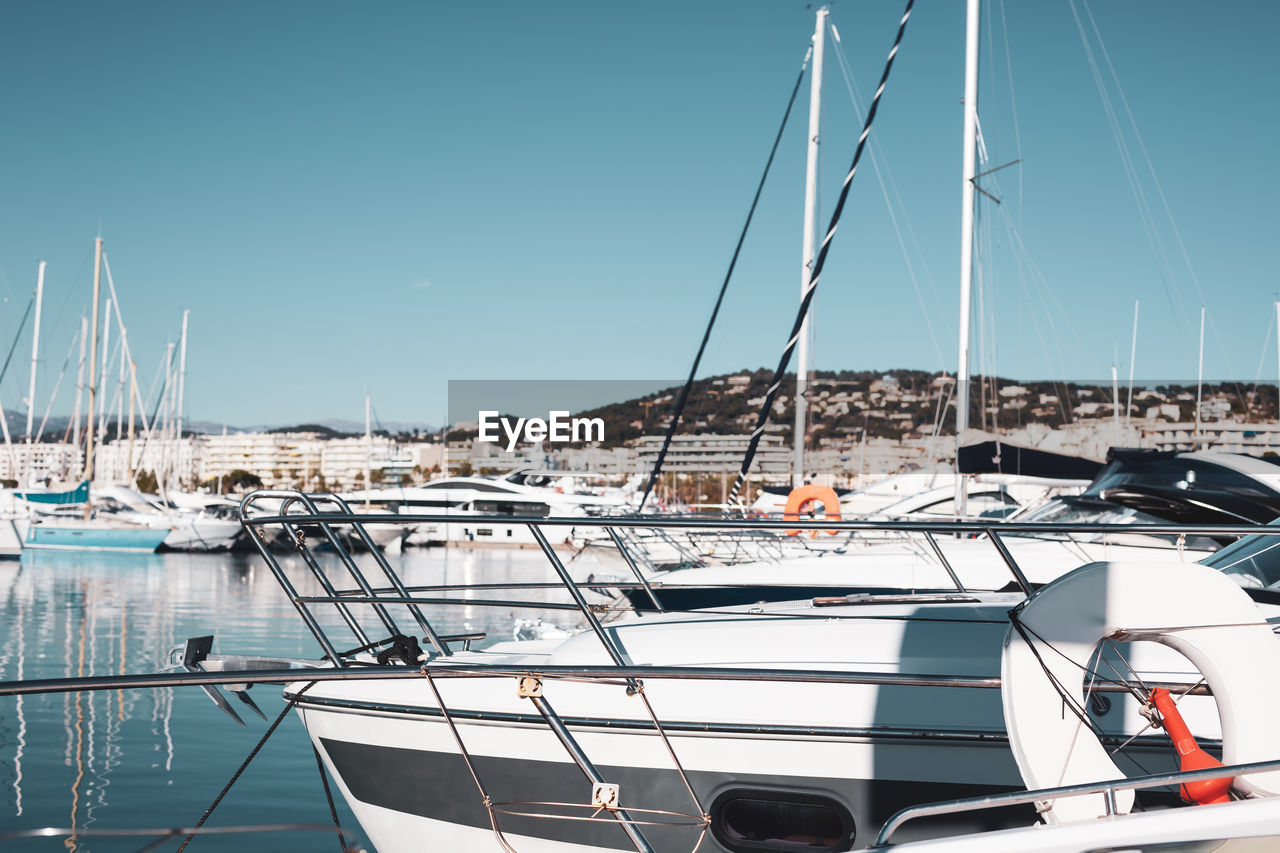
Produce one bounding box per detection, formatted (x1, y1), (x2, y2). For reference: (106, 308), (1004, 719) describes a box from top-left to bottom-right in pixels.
(24, 524), (170, 553)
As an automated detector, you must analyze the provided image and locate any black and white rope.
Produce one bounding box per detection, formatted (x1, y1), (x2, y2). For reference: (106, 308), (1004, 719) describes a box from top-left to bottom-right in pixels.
(727, 0), (916, 504)
(638, 42), (814, 511)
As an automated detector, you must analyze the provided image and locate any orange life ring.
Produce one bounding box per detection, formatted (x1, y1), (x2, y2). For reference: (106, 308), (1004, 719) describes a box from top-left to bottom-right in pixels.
(783, 484), (842, 537)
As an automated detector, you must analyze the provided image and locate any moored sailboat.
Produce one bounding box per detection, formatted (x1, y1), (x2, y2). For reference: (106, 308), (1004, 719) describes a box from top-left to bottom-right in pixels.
(17, 239), (169, 554)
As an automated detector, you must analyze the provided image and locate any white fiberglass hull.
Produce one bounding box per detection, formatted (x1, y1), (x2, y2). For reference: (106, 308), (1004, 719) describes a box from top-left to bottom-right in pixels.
(162, 516), (243, 551)
(622, 534), (1212, 610)
(289, 593), (1220, 852)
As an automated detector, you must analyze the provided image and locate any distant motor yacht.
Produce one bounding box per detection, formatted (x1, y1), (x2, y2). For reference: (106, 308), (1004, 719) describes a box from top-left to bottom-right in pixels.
(346, 468), (632, 547)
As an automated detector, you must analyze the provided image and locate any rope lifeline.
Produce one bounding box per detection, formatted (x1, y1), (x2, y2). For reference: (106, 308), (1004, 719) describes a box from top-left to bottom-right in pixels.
(174, 682), (316, 852)
(313, 743), (350, 852)
(638, 41), (813, 511)
(728, 0), (917, 504)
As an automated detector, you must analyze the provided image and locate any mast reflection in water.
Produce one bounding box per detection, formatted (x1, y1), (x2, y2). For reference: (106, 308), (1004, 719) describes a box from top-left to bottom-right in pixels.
(0, 546), (595, 851)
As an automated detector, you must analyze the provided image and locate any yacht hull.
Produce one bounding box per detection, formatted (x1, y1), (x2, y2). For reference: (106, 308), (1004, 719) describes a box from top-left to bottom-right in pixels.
(162, 517), (244, 552)
(21, 521), (170, 553)
(297, 696), (1030, 853)
(0, 519), (22, 559)
(284, 593), (1217, 852)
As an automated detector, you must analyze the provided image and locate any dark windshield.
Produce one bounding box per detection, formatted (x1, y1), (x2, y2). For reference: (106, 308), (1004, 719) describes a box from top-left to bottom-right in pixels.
(1015, 496), (1220, 551)
(1020, 496), (1161, 525)
(1201, 521), (1280, 589)
(1085, 457), (1280, 501)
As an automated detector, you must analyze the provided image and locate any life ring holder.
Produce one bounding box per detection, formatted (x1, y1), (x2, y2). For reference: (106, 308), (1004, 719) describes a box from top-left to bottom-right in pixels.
(782, 484), (842, 538)
(1001, 560), (1280, 824)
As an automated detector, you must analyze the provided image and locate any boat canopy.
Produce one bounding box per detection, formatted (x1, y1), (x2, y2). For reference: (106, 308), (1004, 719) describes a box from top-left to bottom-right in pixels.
(956, 440), (1103, 480)
(14, 480), (89, 505)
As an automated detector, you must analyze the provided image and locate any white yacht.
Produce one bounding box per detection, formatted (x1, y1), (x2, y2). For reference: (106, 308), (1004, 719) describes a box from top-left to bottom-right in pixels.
(93, 485), (244, 552)
(594, 450), (1280, 610)
(347, 468), (631, 547)
(226, 493), (1280, 853)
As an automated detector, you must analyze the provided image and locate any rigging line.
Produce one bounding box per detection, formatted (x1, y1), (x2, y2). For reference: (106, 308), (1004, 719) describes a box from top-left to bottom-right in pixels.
(1098, 639), (1151, 701)
(1080, 0), (1209, 312)
(727, 0), (917, 505)
(128, 356), (170, 479)
(976, 192), (999, 418)
(43, 245), (94, 358)
(996, 0), (1024, 221)
(1007, 615), (1102, 738)
(1199, 307), (1250, 418)
(1083, 0), (1238, 382)
(35, 329), (81, 445)
(1011, 622), (1171, 786)
(1251, 307), (1274, 389)
(174, 683), (318, 853)
(827, 15), (946, 371)
(1067, 0), (1188, 334)
(0, 294), (35, 390)
(636, 39), (813, 512)
(994, 203), (1105, 378)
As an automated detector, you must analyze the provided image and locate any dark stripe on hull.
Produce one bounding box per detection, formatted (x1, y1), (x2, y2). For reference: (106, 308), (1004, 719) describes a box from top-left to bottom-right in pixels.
(293, 694), (1010, 744)
(318, 737), (1038, 851)
(625, 586), (958, 612)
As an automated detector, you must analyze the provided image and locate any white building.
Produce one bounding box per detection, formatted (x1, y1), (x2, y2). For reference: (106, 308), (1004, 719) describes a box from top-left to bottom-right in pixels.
(0, 442), (83, 484)
(96, 437), (198, 485)
(197, 431), (327, 488)
(631, 432), (791, 481)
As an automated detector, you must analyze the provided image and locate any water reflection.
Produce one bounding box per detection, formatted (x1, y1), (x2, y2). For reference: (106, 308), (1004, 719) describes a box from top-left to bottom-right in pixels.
(0, 545), (609, 851)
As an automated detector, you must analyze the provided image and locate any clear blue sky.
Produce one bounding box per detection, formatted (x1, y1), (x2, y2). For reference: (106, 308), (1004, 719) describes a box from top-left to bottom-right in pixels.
(0, 1), (1276, 428)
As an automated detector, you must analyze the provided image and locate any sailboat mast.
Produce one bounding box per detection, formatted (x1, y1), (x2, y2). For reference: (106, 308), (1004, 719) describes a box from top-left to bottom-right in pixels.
(954, 0), (980, 517)
(26, 262), (45, 444)
(1126, 300), (1139, 435)
(71, 317), (87, 470)
(364, 393), (372, 507)
(115, 337), (125, 444)
(160, 342), (174, 489)
(127, 361), (137, 481)
(96, 298), (112, 444)
(1111, 364), (1121, 447)
(795, 5), (827, 490)
(1195, 306), (1205, 449)
(175, 310), (188, 448)
(83, 237), (102, 520)
(25, 261), (45, 485)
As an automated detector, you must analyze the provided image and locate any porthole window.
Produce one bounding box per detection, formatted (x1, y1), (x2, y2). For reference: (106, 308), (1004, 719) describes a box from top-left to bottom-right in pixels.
(710, 788), (855, 853)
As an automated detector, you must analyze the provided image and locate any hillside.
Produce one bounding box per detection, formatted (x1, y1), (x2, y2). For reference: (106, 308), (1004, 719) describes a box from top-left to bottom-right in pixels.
(451, 370), (1278, 448)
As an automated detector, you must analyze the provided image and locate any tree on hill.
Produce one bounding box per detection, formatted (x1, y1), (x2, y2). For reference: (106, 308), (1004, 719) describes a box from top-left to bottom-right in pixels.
(204, 469), (264, 494)
(268, 424), (354, 438)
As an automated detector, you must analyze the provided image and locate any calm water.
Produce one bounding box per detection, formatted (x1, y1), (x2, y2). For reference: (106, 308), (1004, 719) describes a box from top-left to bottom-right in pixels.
(0, 545), (608, 852)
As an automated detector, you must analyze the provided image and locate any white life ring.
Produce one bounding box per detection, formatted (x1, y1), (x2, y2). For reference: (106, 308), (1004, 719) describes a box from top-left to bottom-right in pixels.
(1001, 560), (1280, 824)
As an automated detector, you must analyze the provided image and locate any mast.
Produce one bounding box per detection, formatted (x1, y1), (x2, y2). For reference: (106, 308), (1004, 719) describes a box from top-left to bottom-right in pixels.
(364, 393), (372, 507)
(1111, 363), (1121, 448)
(71, 317), (87, 472)
(25, 261), (46, 484)
(175, 310), (188, 455)
(1195, 305), (1205, 449)
(794, 5), (827, 490)
(25, 263), (45, 444)
(1126, 300), (1139, 435)
(160, 342), (174, 489)
(83, 237), (102, 519)
(127, 361), (137, 481)
(954, 0), (980, 518)
(115, 337), (125, 447)
(96, 298), (112, 445)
